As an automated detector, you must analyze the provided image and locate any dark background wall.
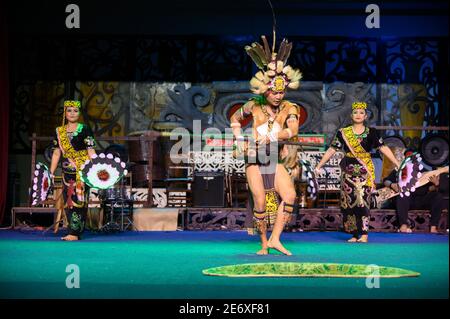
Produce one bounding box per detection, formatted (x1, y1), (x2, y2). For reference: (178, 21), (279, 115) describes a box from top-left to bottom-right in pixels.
(6, 0), (449, 150)
(6, 0), (449, 83)
(6, 0), (449, 37)
(4, 0), (449, 212)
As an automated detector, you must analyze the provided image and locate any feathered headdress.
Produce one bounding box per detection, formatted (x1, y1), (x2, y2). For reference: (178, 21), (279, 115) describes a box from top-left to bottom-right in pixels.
(245, 35), (302, 95)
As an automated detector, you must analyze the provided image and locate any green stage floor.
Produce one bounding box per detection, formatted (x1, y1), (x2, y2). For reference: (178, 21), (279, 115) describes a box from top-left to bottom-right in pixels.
(0, 230), (448, 299)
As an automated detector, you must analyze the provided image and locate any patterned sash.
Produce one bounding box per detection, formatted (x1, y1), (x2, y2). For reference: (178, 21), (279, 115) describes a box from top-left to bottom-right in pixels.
(56, 125), (89, 182)
(340, 126), (375, 189)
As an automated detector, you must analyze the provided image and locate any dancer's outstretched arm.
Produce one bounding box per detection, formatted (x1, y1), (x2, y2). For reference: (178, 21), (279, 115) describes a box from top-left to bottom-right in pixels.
(314, 147), (336, 176)
(379, 145), (400, 170)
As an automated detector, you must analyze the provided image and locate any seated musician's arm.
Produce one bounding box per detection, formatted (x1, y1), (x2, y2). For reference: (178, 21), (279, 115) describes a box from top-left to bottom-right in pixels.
(429, 173), (448, 193)
(383, 169), (397, 188)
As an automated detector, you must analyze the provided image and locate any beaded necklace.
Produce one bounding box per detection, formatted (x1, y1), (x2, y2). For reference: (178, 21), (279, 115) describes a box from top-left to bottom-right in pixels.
(261, 104), (281, 132)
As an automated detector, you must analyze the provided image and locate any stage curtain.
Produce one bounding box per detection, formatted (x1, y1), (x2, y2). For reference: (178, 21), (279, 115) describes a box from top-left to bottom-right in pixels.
(0, 5), (9, 224)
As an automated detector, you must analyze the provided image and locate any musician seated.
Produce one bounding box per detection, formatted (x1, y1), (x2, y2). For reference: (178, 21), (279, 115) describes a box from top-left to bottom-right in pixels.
(383, 151), (449, 233)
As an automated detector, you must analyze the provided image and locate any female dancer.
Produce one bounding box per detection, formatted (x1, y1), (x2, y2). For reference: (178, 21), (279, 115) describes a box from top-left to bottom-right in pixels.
(50, 100), (96, 241)
(314, 102), (400, 242)
(230, 36), (302, 255)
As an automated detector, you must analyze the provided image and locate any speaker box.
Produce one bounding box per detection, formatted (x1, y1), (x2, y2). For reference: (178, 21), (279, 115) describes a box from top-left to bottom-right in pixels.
(192, 171), (225, 207)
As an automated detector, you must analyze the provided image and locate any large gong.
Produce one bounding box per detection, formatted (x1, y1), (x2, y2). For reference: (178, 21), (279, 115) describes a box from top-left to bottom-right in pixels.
(420, 135), (449, 167)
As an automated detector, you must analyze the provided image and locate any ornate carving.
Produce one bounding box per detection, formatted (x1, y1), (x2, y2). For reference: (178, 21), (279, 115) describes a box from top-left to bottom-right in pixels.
(195, 37), (253, 82)
(322, 82), (378, 143)
(211, 81), (323, 132)
(9, 36), (446, 158)
(189, 151), (245, 174)
(325, 40), (377, 83)
(136, 38), (188, 81)
(186, 209), (247, 230)
(183, 208), (447, 232)
(129, 83), (153, 132)
(382, 40), (440, 145)
(76, 81), (127, 150)
(11, 83), (33, 152)
(160, 85), (212, 131)
(72, 38), (132, 80)
(288, 39), (325, 81)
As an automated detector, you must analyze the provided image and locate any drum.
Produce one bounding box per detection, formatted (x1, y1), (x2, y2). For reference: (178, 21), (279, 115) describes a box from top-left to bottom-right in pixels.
(98, 189), (113, 201)
(128, 129), (188, 185)
(116, 188), (129, 201)
(128, 131), (165, 184)
(99, 188), (129, 201)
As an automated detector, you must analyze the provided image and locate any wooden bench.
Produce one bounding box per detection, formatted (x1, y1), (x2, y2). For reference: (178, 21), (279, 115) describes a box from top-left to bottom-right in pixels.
(11, 207), (58, 229)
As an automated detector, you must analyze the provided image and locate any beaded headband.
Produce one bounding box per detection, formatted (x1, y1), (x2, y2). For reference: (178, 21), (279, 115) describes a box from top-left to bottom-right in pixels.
(62, 100), (81, 126)
(64, 100), (81, 108)
(352, 102), (368, 110)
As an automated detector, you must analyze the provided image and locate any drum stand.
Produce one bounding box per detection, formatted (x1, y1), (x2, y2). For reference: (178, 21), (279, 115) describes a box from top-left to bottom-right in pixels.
(99, 201), (121, 232)
(99, 199), (134, 232)
(117, 199), (135, 231)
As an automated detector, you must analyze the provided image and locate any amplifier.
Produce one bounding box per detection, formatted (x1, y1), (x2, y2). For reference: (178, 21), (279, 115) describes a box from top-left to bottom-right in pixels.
(192, 171), (225, 208)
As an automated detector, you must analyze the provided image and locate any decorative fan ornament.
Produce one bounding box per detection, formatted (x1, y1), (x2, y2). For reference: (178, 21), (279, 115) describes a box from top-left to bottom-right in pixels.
(79, 153), (128, 189)
(31, 162), (53, 206)
(397, 152), (423, 198)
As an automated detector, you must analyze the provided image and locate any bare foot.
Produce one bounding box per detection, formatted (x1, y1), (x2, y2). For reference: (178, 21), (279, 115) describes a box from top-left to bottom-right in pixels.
(61, 235), (79, 241)
(430, 226), (438, 234)
(256, 248), (269, 255)
(347, 237), (358, 243)
(399, 225), (412, 233)
(357, 235), (368, 243)
(267, 239), (292, 256)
